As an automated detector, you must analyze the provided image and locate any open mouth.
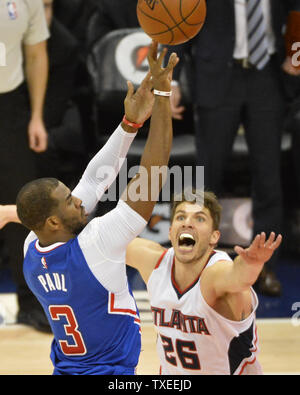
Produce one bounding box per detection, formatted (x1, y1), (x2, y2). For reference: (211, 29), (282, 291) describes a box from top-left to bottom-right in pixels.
(178, 233), (196, 251)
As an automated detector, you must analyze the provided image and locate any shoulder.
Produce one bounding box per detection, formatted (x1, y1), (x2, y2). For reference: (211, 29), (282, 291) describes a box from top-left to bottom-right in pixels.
(206, 250), (232, 268)
(201, 251), (234, 300)
(23, 0), (44, 15)
(203, 250), (234, 277)
(126, 238), (166, 283)
(126, 238), (165, 264)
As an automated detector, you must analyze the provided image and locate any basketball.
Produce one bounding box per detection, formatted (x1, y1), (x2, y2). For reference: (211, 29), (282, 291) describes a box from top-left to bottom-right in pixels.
(137, 0), (207, 45)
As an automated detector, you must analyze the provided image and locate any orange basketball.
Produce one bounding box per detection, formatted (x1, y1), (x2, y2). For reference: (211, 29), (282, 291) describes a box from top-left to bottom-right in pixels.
(137, 0), (206, 45)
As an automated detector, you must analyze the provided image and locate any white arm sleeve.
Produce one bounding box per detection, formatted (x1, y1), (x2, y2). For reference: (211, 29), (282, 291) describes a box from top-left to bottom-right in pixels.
(23, 126), (136, 257)
(77, 200), (147, 293)
(72, 124), (137, 214)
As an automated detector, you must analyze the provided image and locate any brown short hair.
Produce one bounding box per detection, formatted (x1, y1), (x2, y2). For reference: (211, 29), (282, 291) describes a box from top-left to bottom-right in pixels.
(170, 189), (222, 230)
(16, 178), (60, 231)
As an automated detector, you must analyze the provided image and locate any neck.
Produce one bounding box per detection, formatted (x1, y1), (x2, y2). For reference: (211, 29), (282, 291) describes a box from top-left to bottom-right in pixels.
(36, 231), (75, 247)
(173, 247), (214, 290)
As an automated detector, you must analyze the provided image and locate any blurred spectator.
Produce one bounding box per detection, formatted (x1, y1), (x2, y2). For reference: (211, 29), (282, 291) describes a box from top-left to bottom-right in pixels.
(86, 0), (139, 51)
(284, 73), (300, 200)
(0, 0), (50, 331)
(168, 0), (300, 296)
(53, 0), (98, 54)
(36, 0), (86, 189)
(52, 0), (100, 154)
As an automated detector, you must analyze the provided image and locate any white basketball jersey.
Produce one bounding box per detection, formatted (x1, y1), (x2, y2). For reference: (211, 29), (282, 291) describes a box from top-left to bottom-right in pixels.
(147, 248), (263, 375)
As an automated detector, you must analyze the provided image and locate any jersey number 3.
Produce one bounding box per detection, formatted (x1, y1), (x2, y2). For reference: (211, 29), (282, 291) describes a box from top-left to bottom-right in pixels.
(49, 305), (87, 356)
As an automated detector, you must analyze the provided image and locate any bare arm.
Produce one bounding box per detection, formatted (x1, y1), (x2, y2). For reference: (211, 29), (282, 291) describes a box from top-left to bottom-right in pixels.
(126, 238), (165, 283)
(72, 72), (155, 214)
(24, 40), (49, 152)
(121, 41), (179, 222)
(202, 232), (282, 299)
(0, 205), (20, 229)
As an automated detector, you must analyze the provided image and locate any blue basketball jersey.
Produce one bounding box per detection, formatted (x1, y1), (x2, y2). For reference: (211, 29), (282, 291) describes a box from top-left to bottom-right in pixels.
(23, 236), (141, 375)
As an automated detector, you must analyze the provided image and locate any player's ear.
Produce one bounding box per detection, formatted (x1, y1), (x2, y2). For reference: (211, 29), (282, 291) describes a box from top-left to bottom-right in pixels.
(45, 215), (61, 231)
(168, 225), (172, 241)
(210, 230), (220, 247)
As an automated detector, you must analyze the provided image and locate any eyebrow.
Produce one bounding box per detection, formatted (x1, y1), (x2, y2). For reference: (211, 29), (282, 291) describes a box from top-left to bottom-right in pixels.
(175, 209), (208, 217)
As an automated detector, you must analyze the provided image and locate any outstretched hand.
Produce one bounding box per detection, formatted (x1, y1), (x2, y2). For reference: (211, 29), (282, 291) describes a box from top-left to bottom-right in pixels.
(124, 72), (155, 125)
(234, 232), (282, 266)
(147, 41), (179, 92)
(123, 41), (179, 126)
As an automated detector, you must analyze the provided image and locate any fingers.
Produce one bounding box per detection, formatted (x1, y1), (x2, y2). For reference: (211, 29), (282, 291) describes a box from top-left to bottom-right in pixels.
(32, 137), (47, 153)
(250, 233), (261, 250)
(147, 40), (179, 72)
(271, 234), (282, 250)
(258, 232), (266, 248)
(157, 47), (168, 67)
(254, 231), (283, 251)
(29, 131), (48, 153)
(126, 81), (135, 99)
(234, 245), (245, 256)
(264, 232), (275, 248)
(171, 106), (186, 120)
(140, 71), (153, 90)
(28, 132), (36, 151)
(166, 52), (180, 73)
(147, 40), (158, 66)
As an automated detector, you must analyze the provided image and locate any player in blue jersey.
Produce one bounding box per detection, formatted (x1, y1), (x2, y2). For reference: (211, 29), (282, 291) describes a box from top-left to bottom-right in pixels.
(13, 41), (179, 375)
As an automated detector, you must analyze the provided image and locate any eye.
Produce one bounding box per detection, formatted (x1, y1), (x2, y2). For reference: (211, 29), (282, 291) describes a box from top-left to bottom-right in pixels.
(197, 216), (205, 222)
(176, 215), (185, 221)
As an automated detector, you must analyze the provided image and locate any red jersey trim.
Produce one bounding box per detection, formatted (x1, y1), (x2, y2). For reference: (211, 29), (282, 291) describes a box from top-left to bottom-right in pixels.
(238, 325), (259, 375)
(35, 240), (66, 253)
(154, 250), (167, 270)
(109, 293), (139, 317)
(171, 251), (216, 298)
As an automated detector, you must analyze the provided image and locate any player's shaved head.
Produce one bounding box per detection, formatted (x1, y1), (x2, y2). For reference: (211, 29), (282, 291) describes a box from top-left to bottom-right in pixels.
(16, 178), (60, 231)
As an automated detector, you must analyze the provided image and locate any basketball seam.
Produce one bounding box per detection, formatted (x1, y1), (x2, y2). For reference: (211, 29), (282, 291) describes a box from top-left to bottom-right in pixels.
(179, 0), (204, 26)
(137, 0), (205, 45)
(160, 0), (189, 39)
(143, 16), (206, 38)
(137, 5), (175, 44)
(138, 2), (205, 43)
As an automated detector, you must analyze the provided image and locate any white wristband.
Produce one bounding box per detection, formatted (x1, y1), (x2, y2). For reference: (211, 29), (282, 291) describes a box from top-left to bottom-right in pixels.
(153, 89), (172, 97)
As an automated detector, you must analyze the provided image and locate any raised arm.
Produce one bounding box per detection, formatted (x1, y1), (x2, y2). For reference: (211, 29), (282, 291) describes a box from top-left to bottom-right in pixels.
(0, 205), (20, 229)
(201, 232), (282, 300)
(121, 41), (179, 221)
(72, 72), (155, 214)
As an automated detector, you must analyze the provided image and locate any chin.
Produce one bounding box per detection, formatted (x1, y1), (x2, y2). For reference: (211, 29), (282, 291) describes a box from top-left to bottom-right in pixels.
(174, 243), (206, 264)
(74, 223), (86, 235)
(174, 247), (197, 264)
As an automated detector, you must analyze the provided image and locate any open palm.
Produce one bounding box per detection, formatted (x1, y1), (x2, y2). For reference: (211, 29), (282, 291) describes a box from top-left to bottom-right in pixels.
(234, 232), (282, 266)
(124, 72), (154, 125)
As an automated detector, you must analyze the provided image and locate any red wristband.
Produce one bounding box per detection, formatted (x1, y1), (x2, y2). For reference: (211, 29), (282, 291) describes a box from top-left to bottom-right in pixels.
(122, 115), (144, 129)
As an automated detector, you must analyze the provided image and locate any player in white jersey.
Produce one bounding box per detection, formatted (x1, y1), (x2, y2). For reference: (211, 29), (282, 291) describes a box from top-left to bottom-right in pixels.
(126, 189), (282, 375)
